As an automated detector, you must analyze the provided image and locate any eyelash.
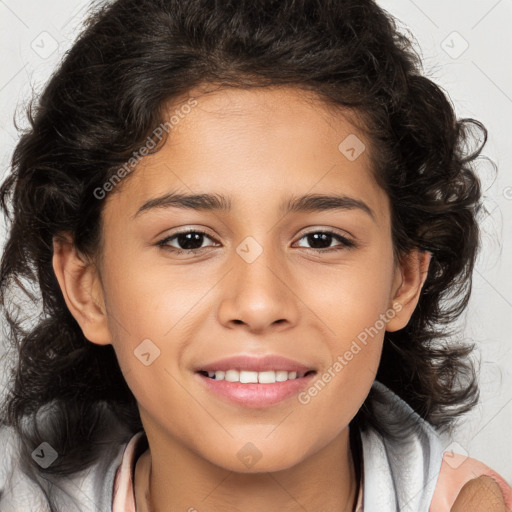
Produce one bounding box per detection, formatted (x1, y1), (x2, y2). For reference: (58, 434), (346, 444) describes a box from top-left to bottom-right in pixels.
(156, 229), (356, 255)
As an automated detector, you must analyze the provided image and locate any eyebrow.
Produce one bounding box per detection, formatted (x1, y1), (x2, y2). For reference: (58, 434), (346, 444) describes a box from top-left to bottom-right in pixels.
(133, 191), (375, 221)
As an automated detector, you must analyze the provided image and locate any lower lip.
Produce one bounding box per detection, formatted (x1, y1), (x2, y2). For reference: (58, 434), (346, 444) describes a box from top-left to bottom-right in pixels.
(196, 372), (317, 408)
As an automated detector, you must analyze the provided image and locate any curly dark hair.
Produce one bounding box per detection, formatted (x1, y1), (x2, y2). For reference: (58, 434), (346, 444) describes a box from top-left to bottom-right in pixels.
(0, 0), (486, 495)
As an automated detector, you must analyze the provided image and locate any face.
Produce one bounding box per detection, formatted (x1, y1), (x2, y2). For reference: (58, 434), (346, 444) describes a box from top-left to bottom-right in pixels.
(54, 84), (427, 473)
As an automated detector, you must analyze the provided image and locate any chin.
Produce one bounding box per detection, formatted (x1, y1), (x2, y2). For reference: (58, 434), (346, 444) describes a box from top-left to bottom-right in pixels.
(207, 445), (304, 474)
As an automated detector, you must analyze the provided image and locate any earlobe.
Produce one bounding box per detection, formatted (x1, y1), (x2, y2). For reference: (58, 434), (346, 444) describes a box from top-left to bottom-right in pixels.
(52, 233), (112, 346)
(386, 250), (432, 332)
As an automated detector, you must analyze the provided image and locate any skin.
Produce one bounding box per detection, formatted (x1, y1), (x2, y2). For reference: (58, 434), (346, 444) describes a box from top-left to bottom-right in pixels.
(52, 85), (433, 512)
(451, 476), (507, 512)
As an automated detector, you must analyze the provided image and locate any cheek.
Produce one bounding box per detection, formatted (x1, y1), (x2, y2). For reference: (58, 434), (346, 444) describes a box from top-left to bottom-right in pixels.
(101, 247), (205, 339)
(98, 246), (224, 404)
(307, 246), (396, 337)
(296, 247), (395, 413)
(98, 261), (194, 414)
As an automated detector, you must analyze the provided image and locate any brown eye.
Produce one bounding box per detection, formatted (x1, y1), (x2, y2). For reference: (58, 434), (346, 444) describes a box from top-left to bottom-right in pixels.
(295, 231), (355, 251)
(157, 230), (219, 253)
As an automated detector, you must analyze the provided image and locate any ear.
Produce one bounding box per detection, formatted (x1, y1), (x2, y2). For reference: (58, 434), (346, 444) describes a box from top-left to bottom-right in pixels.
(52, 233), (112, 345)
(386, 249), (431, 332)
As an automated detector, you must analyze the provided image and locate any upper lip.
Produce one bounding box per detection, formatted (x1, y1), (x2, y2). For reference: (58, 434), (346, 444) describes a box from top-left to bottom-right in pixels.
(196, 355), (316, 373)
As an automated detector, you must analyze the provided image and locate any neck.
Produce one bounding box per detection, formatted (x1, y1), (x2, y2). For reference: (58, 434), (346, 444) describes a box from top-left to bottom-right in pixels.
(134, 426), (360, 512)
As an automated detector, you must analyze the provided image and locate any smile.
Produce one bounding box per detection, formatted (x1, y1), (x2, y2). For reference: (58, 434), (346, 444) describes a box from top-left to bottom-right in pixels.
(198, 369), (316, 383)
(196, 370), (318, 408)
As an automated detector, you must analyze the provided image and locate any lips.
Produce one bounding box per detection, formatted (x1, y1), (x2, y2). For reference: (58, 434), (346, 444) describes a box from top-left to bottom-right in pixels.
(196, 366), (318, 408)
(195, 354), (316, 374)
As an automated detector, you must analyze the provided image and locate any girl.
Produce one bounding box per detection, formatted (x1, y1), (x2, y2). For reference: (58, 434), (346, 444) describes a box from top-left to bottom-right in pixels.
(0, 0), (510, 510)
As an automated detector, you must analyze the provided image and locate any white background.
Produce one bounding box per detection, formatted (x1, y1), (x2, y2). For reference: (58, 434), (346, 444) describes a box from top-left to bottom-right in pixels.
(1, 0), (511, 483)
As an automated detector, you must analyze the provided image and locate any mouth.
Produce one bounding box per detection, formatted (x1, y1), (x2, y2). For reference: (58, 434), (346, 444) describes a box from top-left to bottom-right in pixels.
(197, 369), (317, 383)
(195, 368), (318, 408)
(193, 354), (318, 407)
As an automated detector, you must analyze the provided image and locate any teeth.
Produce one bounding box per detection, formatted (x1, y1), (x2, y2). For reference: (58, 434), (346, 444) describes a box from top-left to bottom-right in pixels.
(205, 369), (306, 383)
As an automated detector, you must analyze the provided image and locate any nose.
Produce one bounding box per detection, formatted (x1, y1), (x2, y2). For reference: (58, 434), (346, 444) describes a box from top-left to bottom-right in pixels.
(216, 239), (300, 334)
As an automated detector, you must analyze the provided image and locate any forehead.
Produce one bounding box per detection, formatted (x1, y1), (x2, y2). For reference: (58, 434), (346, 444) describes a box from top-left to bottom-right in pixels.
(105, 85), (389, 223)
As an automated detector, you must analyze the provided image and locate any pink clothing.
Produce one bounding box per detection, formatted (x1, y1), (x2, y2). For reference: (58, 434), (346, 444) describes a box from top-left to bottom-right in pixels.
(430, 452), (512, 511)
(112, 431), (141, 512)
(111, 432), (511, 511)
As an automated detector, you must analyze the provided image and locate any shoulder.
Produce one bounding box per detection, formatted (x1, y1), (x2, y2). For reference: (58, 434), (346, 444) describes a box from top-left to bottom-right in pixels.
(0, 423), (130, 512)
(359, 382), (512, 511)
(0, 424), (25, 487)
(430, 451), (512, 512)
(0, 424), (17, 485)
(451, 475), (507, 512)
(0, 424), (51, 511)
(358, 381), (447, 510)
